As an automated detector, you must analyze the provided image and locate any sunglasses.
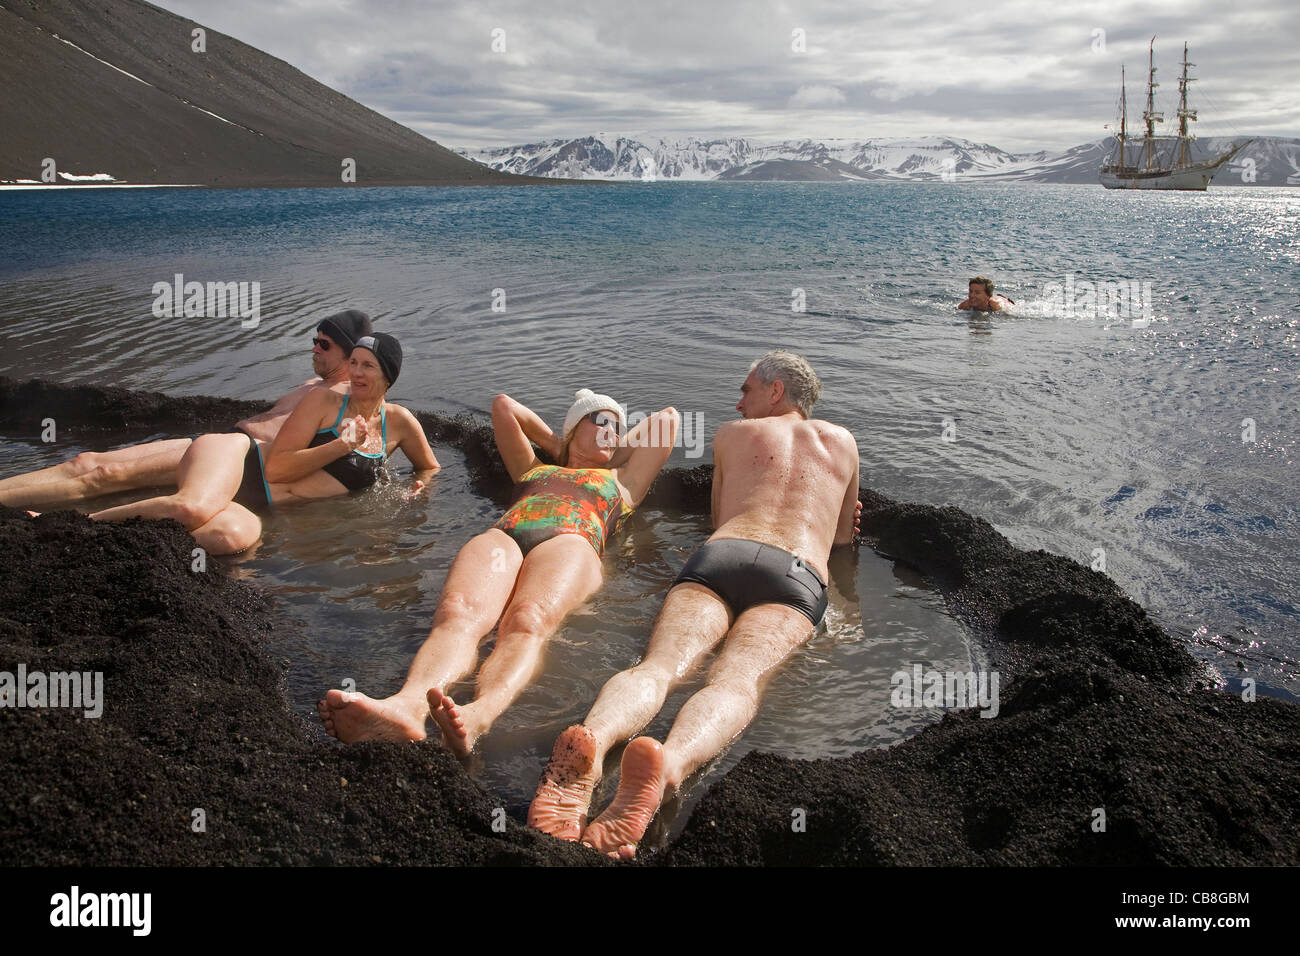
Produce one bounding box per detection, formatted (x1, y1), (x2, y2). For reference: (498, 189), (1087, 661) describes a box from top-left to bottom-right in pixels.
(586, 411), (623, 436)
(312, 337), (333, 351)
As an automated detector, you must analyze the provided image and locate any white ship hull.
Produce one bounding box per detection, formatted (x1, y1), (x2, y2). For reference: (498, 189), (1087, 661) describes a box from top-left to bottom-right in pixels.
(1099, 163), (1219, 190)
(1099, 144), (1243, 191)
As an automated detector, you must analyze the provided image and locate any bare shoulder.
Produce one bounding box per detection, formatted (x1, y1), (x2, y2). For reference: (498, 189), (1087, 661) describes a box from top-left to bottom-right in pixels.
(807, 417), (856, 445)
(382, 402), (419, 431)
(807, 418), (858, 463)
(300, 383), (341, 411)
(713, 418), (746, 445)
(267, 378), (317, 407)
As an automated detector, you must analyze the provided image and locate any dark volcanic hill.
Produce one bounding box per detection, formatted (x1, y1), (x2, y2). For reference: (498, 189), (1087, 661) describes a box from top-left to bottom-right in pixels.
(0, 0), (545, 187)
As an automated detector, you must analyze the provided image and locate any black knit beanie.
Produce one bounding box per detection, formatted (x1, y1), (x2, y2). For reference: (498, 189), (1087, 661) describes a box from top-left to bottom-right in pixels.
(353, 333), (402, 387)
(316, 309), (373, 354)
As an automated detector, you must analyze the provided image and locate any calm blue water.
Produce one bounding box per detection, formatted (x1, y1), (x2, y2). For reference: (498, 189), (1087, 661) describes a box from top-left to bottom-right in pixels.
(0, 184), (1296, 748)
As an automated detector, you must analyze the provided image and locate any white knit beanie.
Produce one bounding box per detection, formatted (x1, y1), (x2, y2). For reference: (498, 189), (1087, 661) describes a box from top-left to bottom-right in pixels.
(562, 388), (626, 441)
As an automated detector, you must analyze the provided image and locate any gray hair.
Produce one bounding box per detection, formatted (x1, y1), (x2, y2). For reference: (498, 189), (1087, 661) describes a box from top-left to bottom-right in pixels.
(750, 350), (821, 417)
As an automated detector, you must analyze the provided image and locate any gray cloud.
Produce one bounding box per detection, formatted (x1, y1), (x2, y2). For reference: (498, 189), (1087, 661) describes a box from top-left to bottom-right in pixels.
(155, 0), (1300, 152)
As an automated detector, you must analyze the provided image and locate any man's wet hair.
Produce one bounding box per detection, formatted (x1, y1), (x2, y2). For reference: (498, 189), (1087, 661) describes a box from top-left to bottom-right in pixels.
(750, 350), (822, 418)
(969, 276), (994, 295)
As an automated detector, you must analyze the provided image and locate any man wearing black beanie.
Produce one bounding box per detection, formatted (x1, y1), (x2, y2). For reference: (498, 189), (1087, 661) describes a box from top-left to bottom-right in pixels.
(316, 309), (373, 355)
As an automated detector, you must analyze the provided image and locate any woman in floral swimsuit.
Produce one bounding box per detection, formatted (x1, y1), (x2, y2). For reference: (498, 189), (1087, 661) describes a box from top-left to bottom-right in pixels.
(319, 388), (680, 754)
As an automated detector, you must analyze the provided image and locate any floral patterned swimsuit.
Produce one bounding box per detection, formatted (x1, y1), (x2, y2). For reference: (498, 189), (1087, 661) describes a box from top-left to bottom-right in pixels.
(494, 465), (632, 556)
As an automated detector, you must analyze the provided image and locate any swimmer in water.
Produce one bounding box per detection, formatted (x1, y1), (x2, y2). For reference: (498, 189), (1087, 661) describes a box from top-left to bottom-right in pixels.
(957, 276), (1014, 312)
(80, 333), (439, 554)
(317, 389), (680, 753)
(0, 310), (374, 510)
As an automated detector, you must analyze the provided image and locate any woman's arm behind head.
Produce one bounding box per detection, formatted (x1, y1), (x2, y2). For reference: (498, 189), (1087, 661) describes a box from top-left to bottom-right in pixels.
(492, 393), (549, 482)
(614, 406), (681, 506)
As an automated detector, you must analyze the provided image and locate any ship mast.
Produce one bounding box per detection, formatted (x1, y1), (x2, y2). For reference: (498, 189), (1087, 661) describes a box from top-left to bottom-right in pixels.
(1142, 36), (1163, 171)
(1176, 41), (1197, 167)
(1118, 65), (1128, 166)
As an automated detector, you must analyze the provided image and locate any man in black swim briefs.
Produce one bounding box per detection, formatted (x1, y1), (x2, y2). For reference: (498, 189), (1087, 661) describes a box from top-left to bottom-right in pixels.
(529, 350), (862, 857)
(0, 309), (373, 510)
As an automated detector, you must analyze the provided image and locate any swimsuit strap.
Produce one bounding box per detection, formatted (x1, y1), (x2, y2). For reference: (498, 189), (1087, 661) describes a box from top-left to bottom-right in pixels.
(351, 405), (386, 460)
(330, 394), (350, 432)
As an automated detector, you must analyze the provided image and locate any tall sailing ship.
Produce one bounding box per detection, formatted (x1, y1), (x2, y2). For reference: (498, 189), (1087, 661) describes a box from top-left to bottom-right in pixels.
(1099, 37), (1247, 191)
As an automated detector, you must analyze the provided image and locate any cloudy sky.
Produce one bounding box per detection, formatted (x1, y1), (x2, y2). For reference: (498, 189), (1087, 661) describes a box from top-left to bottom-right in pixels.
(156, 0), (1299, 153)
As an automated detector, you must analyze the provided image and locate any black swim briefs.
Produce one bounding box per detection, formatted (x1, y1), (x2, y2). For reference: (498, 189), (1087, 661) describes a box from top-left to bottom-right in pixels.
(673, 538), (829, 626)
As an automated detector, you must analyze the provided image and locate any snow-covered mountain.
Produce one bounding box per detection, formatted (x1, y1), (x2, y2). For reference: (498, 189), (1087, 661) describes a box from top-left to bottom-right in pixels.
(457, 134), (1299, 185)
(462, 134), (753, 180)
(716, 157), (873, 181)
(1213, 136), (1300, 186)
(460, 134), (1024, 181)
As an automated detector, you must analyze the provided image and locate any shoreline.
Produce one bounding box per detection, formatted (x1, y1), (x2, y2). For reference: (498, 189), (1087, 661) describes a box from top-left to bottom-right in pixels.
(1, 378), (1296, 865)
(0, 177), (612, 191)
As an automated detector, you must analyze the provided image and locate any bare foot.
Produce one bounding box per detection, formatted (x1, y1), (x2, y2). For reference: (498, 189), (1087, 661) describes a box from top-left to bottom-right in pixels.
(427, 687), (474, 757)
(317, 689), (427, 743)
(527, 725), (602, 841)
(580, 736), (665, 859)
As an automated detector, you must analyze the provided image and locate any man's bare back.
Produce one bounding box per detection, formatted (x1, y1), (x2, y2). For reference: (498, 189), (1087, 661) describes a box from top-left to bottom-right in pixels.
(234, 377), (341, 443)
(711, 413), (859, 581)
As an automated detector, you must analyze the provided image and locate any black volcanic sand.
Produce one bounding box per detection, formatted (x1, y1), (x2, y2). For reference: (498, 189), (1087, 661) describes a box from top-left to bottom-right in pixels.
(1, 378), (1296, 866)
